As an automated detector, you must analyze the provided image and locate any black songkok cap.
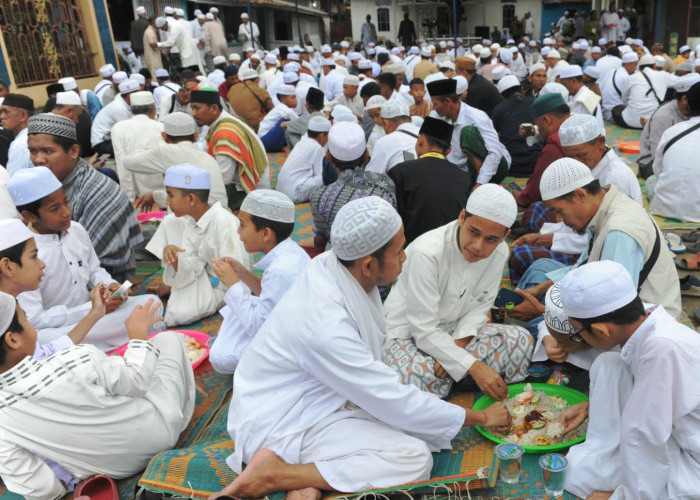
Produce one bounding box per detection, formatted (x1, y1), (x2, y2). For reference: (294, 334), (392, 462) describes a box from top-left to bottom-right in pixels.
(3, 93), (34, 114)
(426, 78), (457, 97)
(419, 116), (454, 144)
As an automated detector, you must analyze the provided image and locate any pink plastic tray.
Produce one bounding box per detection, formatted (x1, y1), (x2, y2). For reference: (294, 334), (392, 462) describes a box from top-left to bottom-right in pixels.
(109, 329), (211, 370)
(136, 211), (167, 222)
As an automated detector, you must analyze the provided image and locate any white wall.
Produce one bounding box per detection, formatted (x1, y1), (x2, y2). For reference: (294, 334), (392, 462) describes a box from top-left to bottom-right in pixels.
(350, 0), (417, 44)
(463, 0), (542, 39)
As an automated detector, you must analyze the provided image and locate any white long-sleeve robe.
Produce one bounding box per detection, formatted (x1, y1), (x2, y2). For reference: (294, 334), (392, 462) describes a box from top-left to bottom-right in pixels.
(276, 135), (325, 203)
(365, 123), (420, 175)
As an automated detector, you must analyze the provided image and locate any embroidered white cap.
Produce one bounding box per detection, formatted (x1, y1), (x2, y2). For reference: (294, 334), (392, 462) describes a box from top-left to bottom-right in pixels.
(466, 184), (517, 229)
(539, 157), (595, 201)
(162, 112), (196, 136)
(99, 64), (116, 78)
(276, 84), (296, 96)
(129, 90), (155, 106)
(559, 114), (601, 147)
(307, 115), (331, 133)
(621, 52), (639, 63)
(364, 95), (386, 111)
(118, 79), (140, 95)
(283, 72), (299, 84)
(497, 75), (520, 94)
(7, 166), (62, 206)
(544, 281), (578, 335)
(327, 122), (365, 161)
(155, 68), (169, 78)
(380, 99), (410, 119)
(240, 189), (295, 223)
(559, 65), (583, 79)
(164, 163), (211, 190)
(112, 71), (128, 84)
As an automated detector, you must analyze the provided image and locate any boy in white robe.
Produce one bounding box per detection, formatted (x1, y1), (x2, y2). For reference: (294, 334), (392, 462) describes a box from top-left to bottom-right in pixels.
(147, 164), (250, 327)
(7, 167), (165, 350)
(209, 190), (310, 373)
(276, 116), (329, 203)
(210, 197), (511, 500)
(257, 84), (299, 152)
(383, 184), (534, 401)
(557, 260), (700, 500)
(0, 292), (195, 499)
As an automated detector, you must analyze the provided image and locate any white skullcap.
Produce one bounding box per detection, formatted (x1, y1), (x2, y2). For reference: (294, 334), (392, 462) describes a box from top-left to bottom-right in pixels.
(543, 37), (554, 45)
(164, 164), (211, 190)
(136, 6), (146, 14)
(439, 61), (455, 71)
(439, 41), (447, 49)
(333, 113), (358, 124)
(264, 53), (277, 65)
(130, 73), (145, 85)
(112, 71), (128, 84)
(349, 52), (361, 61)
(8, 166), (62, 206)
(544, 281), (578, 335)
(454, 75), (468, 95)
(358, 58), (372, 70)
(541, 47), (551, 56)
(625, 37), (634, 46)
(194, 9), (202, 16)
(308, 115), (331, 132)
(529, 40), (537, 47)
(205, 13), (214, 20)
(540, 82), (569, 102)
(492, 66), (508, 81)
(559, 65), (583, 79)
(99, 64), (116, 78)
(548, 50), (561, 60)
(634, 39), (644, 47)
(321, 44), (331, 53)
(276, 84), (296, 96)
(155, 68), (169, 78)
(675, 73), (700, 93)
(0, 291), (16, 335)
(240, 12), (248, 18)
(622, 52), (639, 63)
(540, 158), (595, 201)
(559, 114), (601, 147)
(572, 42), (581, 50)
(365, 95), (386, 111)
(162, 111), (196, 136)
(479, 48), (491, 59)
(241, 189), (295, 223)
(58, 77), (77, 91)
(155, 16), (166, 28)
(679, 45), (691, 54)
(331, 105), (352, 119)
(507, 39), (514, 45)
(340, 40), (350, 48)
(409, 46), (419, 54)
(420, 46), (432, 57)
(283, 72), (299, 84)
(482, 39), (491, 46)
(584, 66), (600, 79)
(288, 53), (300, 61)
(380, 99), (410, 119)
(330, 196), (402, 261)
(466, 184), (517, 228)
(163, 6), (174, 14)
(384, 63), (404, 75)
(119, 79), (140, 94)
(497, 75), (520, 93)
(0, 219), (34, 252)
(56, 91), (81, 106)
(229, 53), (242, 61)
(447, 41), (454, 47)
(598, 37), (607, 45)
(239, 68), (258, 80)
(213, 55), (227, 65)
(197, 13), (205, 20)
(423, 72), (446, 86)
(561, 261), (638, 319)
(78, 89), (88, 107)
(499, 50), (513, 64)
(174, 8), (183, 16)
(210, 7), (219, 13)
(529, 63), (546, 76)
(411, 116), (424, 128)
(579, 41), (589, 50)
(328, 122), (365, 161)
(322, 58), (335, 66)
(619, 45), (632, 55)
(591, 46), (601, 54)
(284, 62), (298, 72)
(343, 75), (360, 86)
(518, 43), (525, 49)
(250, 53), (261, 61)
(639, 54), (656, 66)
(491, 43), (501, 51)
(367, 48), (376, 56)
(472, 44), (483, 54)
(129, 90), (154, 106)
(654, 55), (666, 67)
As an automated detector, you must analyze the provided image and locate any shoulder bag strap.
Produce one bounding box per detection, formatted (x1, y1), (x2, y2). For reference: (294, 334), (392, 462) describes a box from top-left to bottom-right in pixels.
(638, 215), (661, 291)
(662, 121), (700, 155)
(612, 69), (622, 98)
(640, 70), (661, 104)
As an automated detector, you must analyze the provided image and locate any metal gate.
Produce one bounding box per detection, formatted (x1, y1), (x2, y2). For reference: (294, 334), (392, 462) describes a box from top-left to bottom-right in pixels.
(0, 0), (95, 87)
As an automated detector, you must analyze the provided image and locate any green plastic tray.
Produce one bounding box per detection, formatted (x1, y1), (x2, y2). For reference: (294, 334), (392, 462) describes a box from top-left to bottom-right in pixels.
(473, 382), (589, 453)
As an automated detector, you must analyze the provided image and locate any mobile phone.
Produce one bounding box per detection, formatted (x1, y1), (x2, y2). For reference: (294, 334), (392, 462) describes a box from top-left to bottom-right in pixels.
(98, 153), (111, 162)
(494, 287), (524, 308)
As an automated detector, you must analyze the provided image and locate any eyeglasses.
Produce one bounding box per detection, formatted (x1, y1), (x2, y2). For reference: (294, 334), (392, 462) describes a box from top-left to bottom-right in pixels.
(567, 327), (585, 343)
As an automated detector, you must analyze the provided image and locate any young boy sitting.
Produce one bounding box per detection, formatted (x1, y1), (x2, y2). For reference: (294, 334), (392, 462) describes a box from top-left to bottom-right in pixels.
(0, 292), (195, 498)
(7, 167), (165, 351)
(209, 190), (310, 373)
(0, 219), (109, 359)
(147, 163), (250, 327)
(409, 78), (431, 118)
(257, 85), (299, 152)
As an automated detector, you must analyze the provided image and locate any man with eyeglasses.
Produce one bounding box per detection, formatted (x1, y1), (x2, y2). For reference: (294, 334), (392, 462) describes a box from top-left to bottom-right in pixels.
(553, 260), (700, 500)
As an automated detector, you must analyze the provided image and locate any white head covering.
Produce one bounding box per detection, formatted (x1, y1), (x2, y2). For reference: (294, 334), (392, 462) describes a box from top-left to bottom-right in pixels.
(331, 105), (352, 119)
(164, 164), (211, 190)
(288, 53), (300, 61)
(328, 122), (365, 161)
(205, 12), (214, 20)
(548, 50), (561, 60)
(497, 75), (520, 93)
(282, 72), (299, 84)
(58, 77), (77, 91)
(420, 46), (433, 57)
(539, 82), (569, 102)
(176, 8), (185, 16)
(0, 292), (16, 335)
(331, 197), (402, 261)
(539, 158), (595, 201)
(56, 91), (82, 106)
(559, 114), (601, 147)
(163, 6), (174, 15)
(276, 84), (296, 96)
(579, 41), (589, 50)
(622, 52), (639, 63)
(136, 6), (146, 14)
(492, 65), (508, 81)
(264, 53), (277, 65)
(0, 219), (34, 251)
(343, 75), (360, 86)
(675, 73), (700, 93)
(591, 46), (602, 54)
(544, 281), (578, 335)
(598, 37), (607, 45)
(308, 116), (331, 133)
(653, 55), (666, 67)
(679, 45), (691, 54)
(559, 65), (583, 79)
(583, 66), (600, 79)
(333, 113), (358, 124)
(129, 73), (146, 85)
(118, 79), (140, 95)
(239, 68), (259, 81)
(155, 16), (166, 28)
(380, 99), (409, 119)
(466, 184), (517, 228)
(112, 71), (128, 84)
(241, 189), (295, 223)
(8, 166), (62, 206)
(129, 90), (154, 106)
(229, 53), (242, 62)
(561, 261), (638, 319)
(210, 7), (219, 13)
(162, 112), (196, 136)
(499, 50), (513, 64)
(364, 95), (386, 111)
(155, 68), (169, 79)
(213, 55), (227, 65)
(529, 63), (546, 76)
(454, 75), (468, 95)
(541, 46), (551, 57)
(99, 64), (116, 78)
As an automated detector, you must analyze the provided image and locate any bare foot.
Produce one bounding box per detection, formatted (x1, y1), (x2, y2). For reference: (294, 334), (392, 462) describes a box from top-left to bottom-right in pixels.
(287, 487), (322, 500)
(209, 449), (284, 499)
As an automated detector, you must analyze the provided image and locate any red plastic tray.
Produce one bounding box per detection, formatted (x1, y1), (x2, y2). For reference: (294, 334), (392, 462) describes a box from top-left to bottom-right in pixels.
(109, 329), (211, 370)
(136, 210), (167, 222)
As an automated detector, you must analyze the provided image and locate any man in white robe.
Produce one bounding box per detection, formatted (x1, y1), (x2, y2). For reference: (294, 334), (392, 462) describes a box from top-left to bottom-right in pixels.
(383, 185), (533, 400)
(559, 65), (605, 137)
(276, 116), (329, 203)
(1, 93), (33, 175)
(238, 13), (260, 51)
(365, 100), (420, 175)
(156, 17), (203, 73)
(90, 80), (138, 155)
(210, 197), (511, 499)
(558, 260), (700, 500)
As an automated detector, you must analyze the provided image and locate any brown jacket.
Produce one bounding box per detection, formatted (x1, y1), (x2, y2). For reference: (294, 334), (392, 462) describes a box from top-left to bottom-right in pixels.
(227, 82), (274, 132)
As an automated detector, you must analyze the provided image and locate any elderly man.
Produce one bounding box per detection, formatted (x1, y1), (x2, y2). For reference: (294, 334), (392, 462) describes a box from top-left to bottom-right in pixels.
(155, 16), (203, 73)
(428, 78), (510, 186)
(365, 100), (420, 175)
(455, 57), (502, 116)
(617, 54), (676, 129)
(1, 93), (34, 174)
(558, 65), (604, 137)
(558, 114), (642, 204)
(602, 51), (637, 122)
(648, 82), (700, 223)
(204, 13), (228, 59)
(238, 13), (260, 50)
(27, 114), (142, 281)
(90, 79), (139, 156)
(211, 196), (510, 500)
(50, 91), (92, 157)
(143, 17), (163, 77)
(111, 91), (164, 202)
(153, 69), (180, 116)
(558, 260), (700, 500)
(383, 184), (533, 400)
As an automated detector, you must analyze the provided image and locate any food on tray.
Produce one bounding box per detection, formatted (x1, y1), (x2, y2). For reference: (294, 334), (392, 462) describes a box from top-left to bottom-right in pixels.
(184, 336), (207, 363)
(495, 383), (587, 446)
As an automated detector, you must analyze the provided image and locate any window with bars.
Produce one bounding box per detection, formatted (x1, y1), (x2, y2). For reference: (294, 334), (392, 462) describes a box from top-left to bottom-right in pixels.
(377, 8), (389, 32)
(0, 0), (95, 87)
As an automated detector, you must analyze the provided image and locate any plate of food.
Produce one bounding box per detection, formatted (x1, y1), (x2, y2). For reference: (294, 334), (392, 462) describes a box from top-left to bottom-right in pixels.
(136, 210), (167, 222)
(617, 141), (640, 154)
(110, 330), (211, 370)
(473, 382), (589, 453)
